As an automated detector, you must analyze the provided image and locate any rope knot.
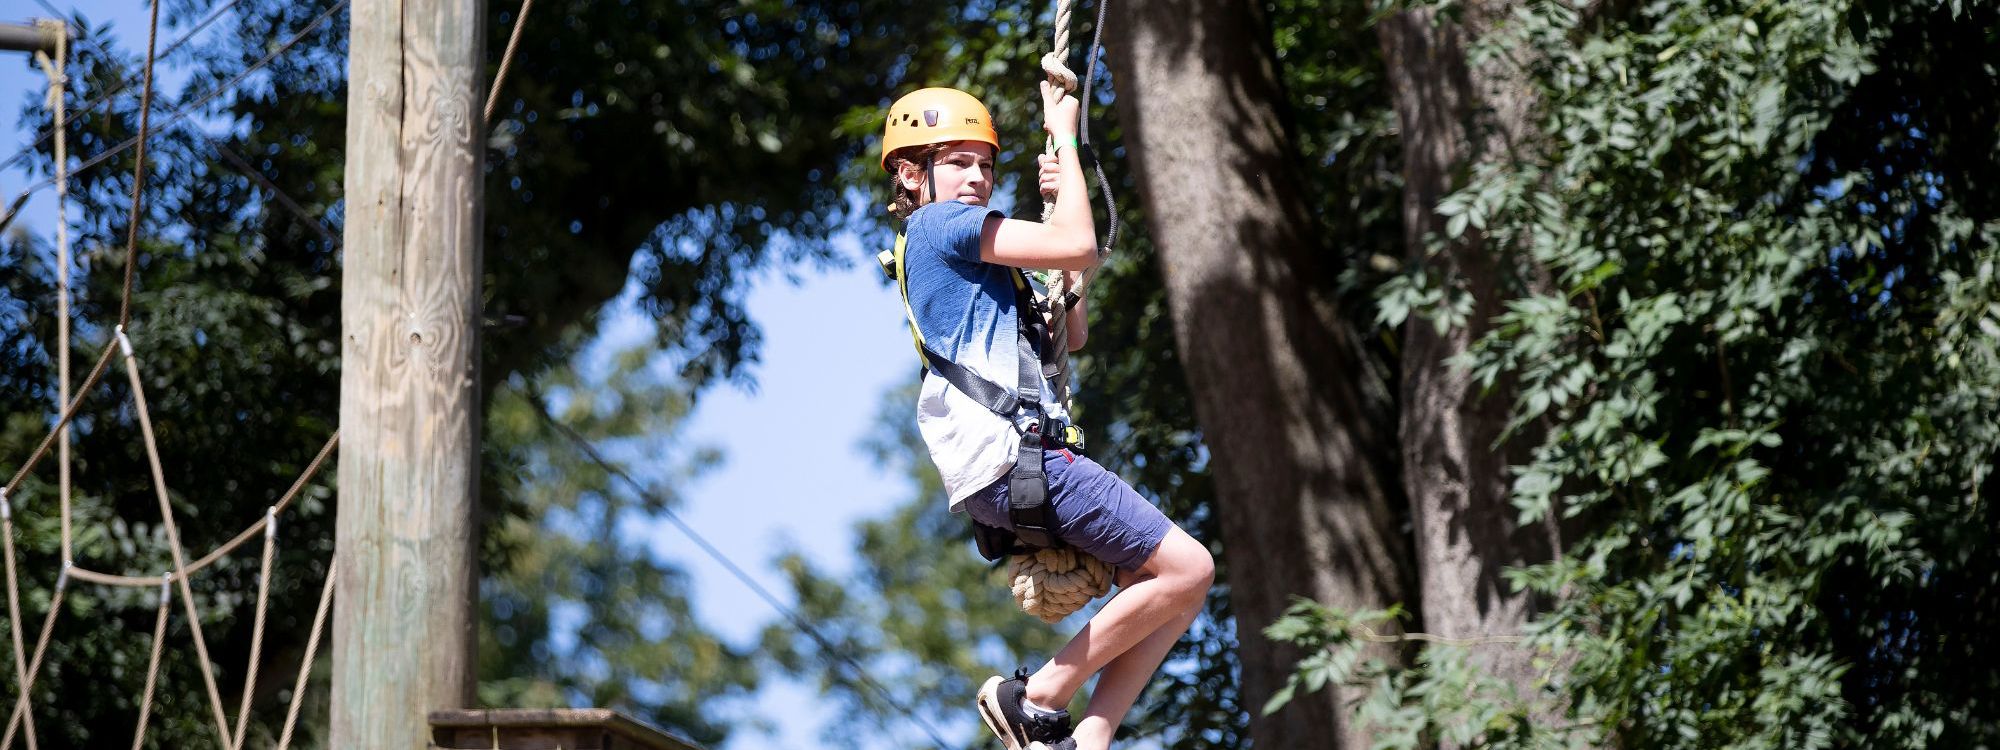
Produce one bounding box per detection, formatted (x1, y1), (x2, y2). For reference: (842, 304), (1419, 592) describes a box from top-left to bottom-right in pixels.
(1009, 546), (1114, 623)
(1041, 53), (1079, 93)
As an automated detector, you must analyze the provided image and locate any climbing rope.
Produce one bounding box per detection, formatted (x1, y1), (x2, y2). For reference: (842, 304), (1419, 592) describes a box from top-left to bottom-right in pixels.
(32, 19), (73, 571)
(0, 350), (341, 750)
(0, 565), (63, 749)
(0, 496), (38, 750)
(1005, 0), (1118, 624)
(486, 0), (537, 123)
(229, 508), (278, 750)
(115, 0), (166, 330)
(128, 576), (171, 750)
(1036, 0), (1080, 225)
(121, 326), (234, 742)
(277, 560), (337, 750)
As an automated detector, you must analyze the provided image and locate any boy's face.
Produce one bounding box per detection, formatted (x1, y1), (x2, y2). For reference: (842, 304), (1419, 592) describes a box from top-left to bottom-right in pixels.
(901, 140), (996, 207)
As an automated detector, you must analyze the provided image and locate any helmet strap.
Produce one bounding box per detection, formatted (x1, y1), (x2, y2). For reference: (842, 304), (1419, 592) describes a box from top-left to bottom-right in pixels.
(925, 158), (937, 206)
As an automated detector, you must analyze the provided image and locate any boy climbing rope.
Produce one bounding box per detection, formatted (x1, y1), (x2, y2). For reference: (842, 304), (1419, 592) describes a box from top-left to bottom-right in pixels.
(879, 84), (1215, 750)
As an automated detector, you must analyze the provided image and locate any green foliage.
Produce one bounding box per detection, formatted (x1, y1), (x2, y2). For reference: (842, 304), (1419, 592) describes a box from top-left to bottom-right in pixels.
(1289, 0), (2000, 746)
(1275, 0), (1409, 307)
(1263, 598), (1598, 750)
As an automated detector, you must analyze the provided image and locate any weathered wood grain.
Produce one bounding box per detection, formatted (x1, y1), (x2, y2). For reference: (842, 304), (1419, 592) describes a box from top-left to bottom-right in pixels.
(332, 0), (485, 741)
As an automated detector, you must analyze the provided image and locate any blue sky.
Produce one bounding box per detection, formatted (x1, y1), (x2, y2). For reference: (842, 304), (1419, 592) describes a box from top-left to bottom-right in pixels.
(588, 245), (926, 749)
(0, 5), (938, 748)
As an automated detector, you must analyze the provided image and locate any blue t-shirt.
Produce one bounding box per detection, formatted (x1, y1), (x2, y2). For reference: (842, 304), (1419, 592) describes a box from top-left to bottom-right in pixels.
(902, 200), (1070, 509)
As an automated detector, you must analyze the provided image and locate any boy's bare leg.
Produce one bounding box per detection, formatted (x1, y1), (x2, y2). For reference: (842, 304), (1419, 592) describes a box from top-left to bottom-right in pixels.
(1024, 526), (1213, 710)
(1065, 604), (1201, 750)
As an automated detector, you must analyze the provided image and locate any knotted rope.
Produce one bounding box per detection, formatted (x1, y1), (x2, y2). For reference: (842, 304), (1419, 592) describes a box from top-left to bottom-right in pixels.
(1003, 0), (1118, 624)
(1035, 0), (1117, 407)
(1010, 546), (1114, 623)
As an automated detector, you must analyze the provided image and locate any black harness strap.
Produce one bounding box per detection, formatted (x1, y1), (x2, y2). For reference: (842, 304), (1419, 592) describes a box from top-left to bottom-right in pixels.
(919, 344), (1016, 415)
(1007, 274), (1059, 549)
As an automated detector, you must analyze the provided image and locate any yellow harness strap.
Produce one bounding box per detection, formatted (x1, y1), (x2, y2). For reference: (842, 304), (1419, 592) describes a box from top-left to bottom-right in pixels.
(890, 232), (1033, 370)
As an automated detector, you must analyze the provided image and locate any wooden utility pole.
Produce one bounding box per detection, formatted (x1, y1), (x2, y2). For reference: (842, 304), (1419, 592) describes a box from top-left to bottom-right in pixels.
(332, 0), (486, 740)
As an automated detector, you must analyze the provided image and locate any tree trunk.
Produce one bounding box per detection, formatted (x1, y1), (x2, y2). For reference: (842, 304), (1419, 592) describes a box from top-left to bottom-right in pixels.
(1378, 3), (1555, 697)
(1107, 0), (1413, 746)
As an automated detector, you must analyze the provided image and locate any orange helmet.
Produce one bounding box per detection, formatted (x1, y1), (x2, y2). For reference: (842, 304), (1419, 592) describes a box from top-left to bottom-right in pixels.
(879, 87), (1000, 172)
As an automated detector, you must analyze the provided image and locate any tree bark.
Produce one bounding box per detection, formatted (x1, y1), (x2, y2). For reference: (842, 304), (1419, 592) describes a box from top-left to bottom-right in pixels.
(1107, 0), (1413, 746)
(1378, 2), (1555, 697)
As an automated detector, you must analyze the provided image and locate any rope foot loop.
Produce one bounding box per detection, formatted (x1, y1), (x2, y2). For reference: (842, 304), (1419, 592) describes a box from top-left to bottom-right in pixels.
(1009, 546), (1114, 623)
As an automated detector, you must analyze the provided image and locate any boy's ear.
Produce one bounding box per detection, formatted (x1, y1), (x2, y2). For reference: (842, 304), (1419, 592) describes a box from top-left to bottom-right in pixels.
(897, 161), (925, 193)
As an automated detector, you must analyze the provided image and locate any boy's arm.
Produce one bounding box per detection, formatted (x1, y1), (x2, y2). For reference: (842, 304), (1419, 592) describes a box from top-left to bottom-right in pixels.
(1063, 269), (1089, 351)
(980, 82), (1095, 271)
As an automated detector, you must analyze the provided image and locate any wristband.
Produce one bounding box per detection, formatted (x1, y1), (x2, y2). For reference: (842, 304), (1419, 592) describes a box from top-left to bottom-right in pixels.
(1051, 134), (1079, 151)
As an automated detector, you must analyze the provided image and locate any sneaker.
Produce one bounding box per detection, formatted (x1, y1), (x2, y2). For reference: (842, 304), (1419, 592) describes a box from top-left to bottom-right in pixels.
(976, 668), (1073, 750)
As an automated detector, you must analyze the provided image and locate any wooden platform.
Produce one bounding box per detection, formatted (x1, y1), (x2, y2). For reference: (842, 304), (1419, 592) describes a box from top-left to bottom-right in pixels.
(430, 708), (706, 750)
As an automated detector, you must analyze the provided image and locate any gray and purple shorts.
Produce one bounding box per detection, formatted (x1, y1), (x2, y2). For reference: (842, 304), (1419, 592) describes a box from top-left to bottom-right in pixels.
(962, 449), (1175, 573)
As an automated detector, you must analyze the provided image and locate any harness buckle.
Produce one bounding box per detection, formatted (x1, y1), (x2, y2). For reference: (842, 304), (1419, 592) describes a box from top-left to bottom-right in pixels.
(1028, 422), (1086, 451)
(876, 247), (898, 280)
(1061, 424), (1086, 452)
(1020, 416), (1043, 438)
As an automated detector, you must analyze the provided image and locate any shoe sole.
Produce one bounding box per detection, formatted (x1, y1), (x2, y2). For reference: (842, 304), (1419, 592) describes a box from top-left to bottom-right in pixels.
(977, 675), (1027, 750)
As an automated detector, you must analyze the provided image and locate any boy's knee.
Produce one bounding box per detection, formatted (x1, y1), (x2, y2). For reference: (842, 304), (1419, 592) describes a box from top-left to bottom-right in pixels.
(1169, 544), (1214, 606)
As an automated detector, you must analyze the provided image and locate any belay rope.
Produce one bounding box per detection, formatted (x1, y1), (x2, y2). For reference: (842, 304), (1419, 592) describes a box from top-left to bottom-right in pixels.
(1007, 0), (1121, 624)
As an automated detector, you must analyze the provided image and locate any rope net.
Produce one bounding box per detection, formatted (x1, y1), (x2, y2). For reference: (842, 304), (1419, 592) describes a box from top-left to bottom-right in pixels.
(0, 8), (350, 749)
(0, 0), (544, 743)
